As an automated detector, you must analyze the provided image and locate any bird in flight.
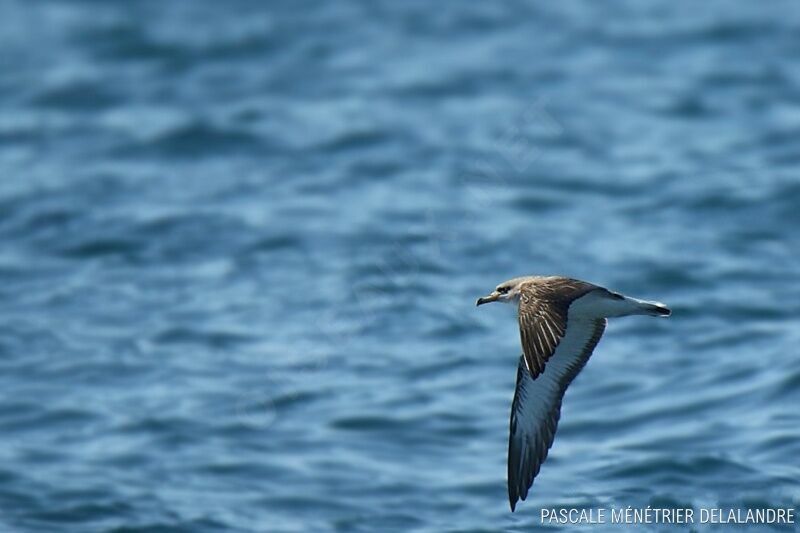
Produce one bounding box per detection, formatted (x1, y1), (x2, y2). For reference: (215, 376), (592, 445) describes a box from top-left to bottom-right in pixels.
(476, 276), (670, 511)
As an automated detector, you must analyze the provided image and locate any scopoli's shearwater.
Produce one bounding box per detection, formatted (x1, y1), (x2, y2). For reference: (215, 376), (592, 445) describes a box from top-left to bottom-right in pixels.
(476, 276), (670, 511)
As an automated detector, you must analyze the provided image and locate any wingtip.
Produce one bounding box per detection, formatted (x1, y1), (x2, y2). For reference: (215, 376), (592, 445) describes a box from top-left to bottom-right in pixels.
(509, 483), (520, 512)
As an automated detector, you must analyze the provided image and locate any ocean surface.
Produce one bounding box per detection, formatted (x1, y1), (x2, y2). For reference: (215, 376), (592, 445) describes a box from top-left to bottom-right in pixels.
(1, 1), (799, 531)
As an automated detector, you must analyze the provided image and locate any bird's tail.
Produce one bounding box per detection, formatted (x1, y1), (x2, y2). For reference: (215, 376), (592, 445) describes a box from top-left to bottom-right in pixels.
(625, 296), (671, 317)
(596, 290), (671, 317)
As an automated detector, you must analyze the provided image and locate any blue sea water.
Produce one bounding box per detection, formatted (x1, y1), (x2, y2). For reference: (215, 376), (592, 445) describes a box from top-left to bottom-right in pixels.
(1, 1), (799, 531)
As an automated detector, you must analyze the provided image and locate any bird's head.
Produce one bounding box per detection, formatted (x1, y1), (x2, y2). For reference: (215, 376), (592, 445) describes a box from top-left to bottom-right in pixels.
(476, 277), (528, 306)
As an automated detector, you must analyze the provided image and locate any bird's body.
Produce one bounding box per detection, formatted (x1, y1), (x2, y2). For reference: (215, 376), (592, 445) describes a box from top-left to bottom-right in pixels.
(476, 276), (670, 511)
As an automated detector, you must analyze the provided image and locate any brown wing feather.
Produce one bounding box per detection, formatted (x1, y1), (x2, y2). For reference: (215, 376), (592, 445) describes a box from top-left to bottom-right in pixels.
(517, 278), (598, 379)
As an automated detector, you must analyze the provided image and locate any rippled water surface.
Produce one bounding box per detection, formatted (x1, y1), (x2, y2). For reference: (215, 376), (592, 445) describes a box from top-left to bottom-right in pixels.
(1, 1), (799, 531)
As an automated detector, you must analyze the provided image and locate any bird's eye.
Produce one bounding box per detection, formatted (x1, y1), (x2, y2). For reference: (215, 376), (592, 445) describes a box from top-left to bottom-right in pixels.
(497, 286), (509, 294)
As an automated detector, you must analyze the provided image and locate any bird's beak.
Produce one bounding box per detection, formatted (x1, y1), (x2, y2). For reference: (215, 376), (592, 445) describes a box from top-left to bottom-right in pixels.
(476, 292), (499, 306)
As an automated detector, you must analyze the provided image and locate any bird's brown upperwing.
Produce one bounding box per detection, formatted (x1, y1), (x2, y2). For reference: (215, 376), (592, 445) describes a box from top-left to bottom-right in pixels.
(517, 278), (598, 379)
